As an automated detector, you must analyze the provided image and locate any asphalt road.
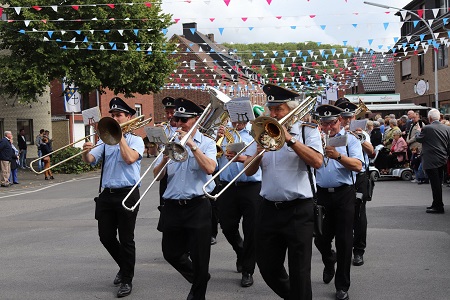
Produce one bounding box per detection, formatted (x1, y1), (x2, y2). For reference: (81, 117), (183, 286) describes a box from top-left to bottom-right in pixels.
(1, 158), (449, 300)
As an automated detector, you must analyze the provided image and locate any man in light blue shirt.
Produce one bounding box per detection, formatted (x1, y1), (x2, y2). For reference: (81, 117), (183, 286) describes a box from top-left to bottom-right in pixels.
(82, 97), (145, 298)
(215, 120), (262, 287)
(245, 83), (323, 300)
(153, 97), (217, 300)
(314, 104), (363, 300)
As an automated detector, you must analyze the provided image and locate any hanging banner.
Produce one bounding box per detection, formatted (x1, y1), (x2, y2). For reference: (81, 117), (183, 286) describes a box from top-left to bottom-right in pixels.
(63, 83), (82, 113)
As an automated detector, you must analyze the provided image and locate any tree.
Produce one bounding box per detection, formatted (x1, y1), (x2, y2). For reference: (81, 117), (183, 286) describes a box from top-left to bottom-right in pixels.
(0, 0), (176, 103)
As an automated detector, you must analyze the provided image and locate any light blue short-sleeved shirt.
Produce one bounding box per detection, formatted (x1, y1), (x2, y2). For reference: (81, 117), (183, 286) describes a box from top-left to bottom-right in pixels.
(316, 128), (364, 188)
(158, 130), (217, 200)
(89, 134), (145, 188)
(260, 122), (323, 202)
(217, 127), (262, 182)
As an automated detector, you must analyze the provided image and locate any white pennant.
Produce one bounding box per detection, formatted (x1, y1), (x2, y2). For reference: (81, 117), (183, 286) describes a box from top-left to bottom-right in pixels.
(124, 43), (128, 51)
(70, 38), (76, 43)
(432, 8), (439, 18)
(100, 45), (105, 50)
(51, 6), (58, 12)
(434, 32), (440, 39)
(427, 19), (434, 26)
(14, 7), (21, 15)
(118, 30), (124, 36)
(24, 20), (31, 27)
(406, 36), (412, 42)
(61, 30), (66, 35)
(43, 37), (49, 42)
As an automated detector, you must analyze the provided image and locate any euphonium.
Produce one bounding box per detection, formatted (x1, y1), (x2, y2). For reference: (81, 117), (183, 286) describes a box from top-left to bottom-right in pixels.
(354, 98), (370, 119)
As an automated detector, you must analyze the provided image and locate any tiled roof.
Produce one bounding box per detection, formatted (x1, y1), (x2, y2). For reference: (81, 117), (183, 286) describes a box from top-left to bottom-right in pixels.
(353, 53), (395, 93)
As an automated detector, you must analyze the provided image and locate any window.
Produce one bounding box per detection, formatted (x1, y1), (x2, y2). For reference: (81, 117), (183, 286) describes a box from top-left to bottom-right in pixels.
(437, 45), (448, 69)
(16, 119), (33, 144)
(401, 59), (412, 80)
(134, 104), (142, 117)
(418, 54), (425, 75)
(380, 75), (389, 82)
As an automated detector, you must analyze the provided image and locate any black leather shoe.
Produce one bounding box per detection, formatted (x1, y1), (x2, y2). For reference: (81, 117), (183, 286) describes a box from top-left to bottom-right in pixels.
(241, 272), (253, 287)
(323, 265), (335, 284)
(336, 289), (349, 300)
(236, 259), (243, 273)
(211, 237), (217, 245)
(427, 206), (433, 209)
(352, 254), (364, 266)
(426, 207), (445, 214)
(418, 180), (429, 185)
(113, 272), (122, 285)
(117, 283), (132, 298)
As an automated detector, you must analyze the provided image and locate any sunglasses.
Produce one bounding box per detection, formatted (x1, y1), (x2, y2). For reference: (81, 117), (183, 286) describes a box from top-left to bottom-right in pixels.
(173, 116), (190, 123)
(320, 119), (339, 127)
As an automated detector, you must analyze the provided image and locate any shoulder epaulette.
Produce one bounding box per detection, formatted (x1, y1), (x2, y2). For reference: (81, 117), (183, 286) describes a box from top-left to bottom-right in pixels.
(300, 122), (318, 129)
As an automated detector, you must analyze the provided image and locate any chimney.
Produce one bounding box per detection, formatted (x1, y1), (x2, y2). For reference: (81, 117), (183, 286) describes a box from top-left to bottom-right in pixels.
(183, 22), (197, 40)
(207, 34), (215, 43)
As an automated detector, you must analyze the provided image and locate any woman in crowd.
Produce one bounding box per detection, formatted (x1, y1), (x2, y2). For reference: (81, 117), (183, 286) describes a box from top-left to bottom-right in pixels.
(389, 129), (408, 167)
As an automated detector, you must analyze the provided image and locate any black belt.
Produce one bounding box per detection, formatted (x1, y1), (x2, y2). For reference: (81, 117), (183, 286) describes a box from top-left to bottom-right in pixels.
(263, 198), (310, 210)
(317, 185), (351, 193)
(220, 181), (260, 187)
(164, 195), (207, 206)
(103, 186), (134, 193)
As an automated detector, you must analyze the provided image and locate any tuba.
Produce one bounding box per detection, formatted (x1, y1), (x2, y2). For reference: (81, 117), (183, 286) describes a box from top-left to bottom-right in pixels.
(354, 98), (370, 119)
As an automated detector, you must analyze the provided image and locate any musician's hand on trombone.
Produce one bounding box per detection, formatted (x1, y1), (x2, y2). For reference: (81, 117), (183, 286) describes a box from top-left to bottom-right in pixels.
(225, 150), (246, 163)
(216, 125), (226, 140)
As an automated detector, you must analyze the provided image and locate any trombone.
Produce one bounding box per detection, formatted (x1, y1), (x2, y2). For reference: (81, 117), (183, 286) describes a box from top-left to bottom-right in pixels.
(202, 96), (316, 200)
(30, 115), (152, 174)
(121, 86), (231, 212)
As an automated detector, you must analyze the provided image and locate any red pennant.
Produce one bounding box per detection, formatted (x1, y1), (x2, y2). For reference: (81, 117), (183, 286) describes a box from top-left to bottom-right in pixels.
(107, 4), (115, 9)
(0, 8), (2, 15)
(145, 2), (152, 8)
(241, 17), (248, 22)
(32, 6), (42, 11)
(41, 20), (47, 24)
(72, 5), (79, 10)
(209, 18), (215, 22)
(309, 15), (316, 18)
(174, 18), (180, 23)
(266, 0), (272, 4)
(224, 0), (231, 6)
(417, 9), (424, 18)
(276, 16), (282, 19)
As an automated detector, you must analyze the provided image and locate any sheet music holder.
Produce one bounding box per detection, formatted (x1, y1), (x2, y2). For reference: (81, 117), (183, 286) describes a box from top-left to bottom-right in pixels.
(226, 98), (255, 123)
(145, 126), (168, 145)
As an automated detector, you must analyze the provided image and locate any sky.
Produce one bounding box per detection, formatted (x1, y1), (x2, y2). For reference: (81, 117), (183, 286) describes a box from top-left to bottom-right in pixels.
(161, 0), (412, 50)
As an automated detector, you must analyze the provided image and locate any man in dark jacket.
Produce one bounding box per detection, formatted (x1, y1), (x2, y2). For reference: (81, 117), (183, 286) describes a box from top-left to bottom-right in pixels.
(370, 121), (382, 147)
(0, 131), (14, 187)
(416, 109), (450, 214)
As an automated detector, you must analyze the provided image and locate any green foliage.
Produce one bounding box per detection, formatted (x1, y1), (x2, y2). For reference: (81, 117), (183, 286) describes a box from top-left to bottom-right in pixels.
(0, 0), (176, 103)
(51, 146), (99, 174)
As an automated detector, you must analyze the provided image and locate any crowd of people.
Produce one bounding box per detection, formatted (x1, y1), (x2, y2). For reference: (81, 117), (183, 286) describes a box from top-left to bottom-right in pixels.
(0, 128), (54, 187)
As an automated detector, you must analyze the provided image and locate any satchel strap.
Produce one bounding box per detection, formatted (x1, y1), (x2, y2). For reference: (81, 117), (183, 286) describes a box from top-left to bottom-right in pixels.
(302, 126), (318, 205)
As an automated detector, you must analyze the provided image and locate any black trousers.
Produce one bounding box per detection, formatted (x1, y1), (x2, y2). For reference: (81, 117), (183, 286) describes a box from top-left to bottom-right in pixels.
(425, 165), (446, 209)
(314, 185), (355, 292)
(95, 188), (140, 284)
(216, 182), (261, 274)
(256, 198), (314, 300)
(353, 173), (368, 256)
(157, 173), (168, 232)
(162, 197), (212, 300)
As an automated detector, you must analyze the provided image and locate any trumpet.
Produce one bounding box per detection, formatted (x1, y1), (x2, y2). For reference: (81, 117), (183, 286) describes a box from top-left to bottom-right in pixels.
(121, 87), (231, 212)
(30, 115), (152, 174)
(202, 96), (316, 200)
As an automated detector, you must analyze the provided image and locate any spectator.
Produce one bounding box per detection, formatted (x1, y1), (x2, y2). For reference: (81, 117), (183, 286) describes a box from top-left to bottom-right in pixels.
(0, 131), (14, 187)
(366, 120), (374, 134)
(17, 129), (28, 169)
(44, 130), (53, 151)
(40, 137), (54, 180)
(409, 147), (422, 183)
(406, 112), (424, 159)
(35, 129), (45, 172)
(389, 129), (408, 167)
(9, 136), (19, 184)
(416, 109), (450, 214)
(377, 118), (385, 135)
(370, 121), (382, 147)
(383, 119), (400, 150)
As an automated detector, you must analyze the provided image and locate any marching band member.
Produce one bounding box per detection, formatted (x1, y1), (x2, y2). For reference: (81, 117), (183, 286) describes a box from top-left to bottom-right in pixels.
(245, 84), (323, 300)
(153, 98), (217, 300)
(314, 104), (364, 300)
(82, 97), (145, 298)
(335, 98), (374, 267)
(156, 97), (178, 232)
(215, 115), (262, 287)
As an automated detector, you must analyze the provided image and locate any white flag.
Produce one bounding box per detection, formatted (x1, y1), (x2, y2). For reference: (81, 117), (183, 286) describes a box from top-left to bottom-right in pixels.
(63, 84), (82, 113)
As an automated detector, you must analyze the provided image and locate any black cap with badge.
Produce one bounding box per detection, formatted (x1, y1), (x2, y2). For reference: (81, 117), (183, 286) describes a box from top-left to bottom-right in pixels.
(109, 97), (136, 116)
(173, 98), (204, 118)
(336, 101), (358, 118)
(263, 83), (300, 107)
(315, 104), (344, 121)
(162, 96), (176, 108)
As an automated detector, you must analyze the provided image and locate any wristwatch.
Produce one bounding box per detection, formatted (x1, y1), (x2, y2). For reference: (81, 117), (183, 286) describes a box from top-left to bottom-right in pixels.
(336, 153), (342, 161)
(191, 145), (198, 152)
(286, 137), (297, 147)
